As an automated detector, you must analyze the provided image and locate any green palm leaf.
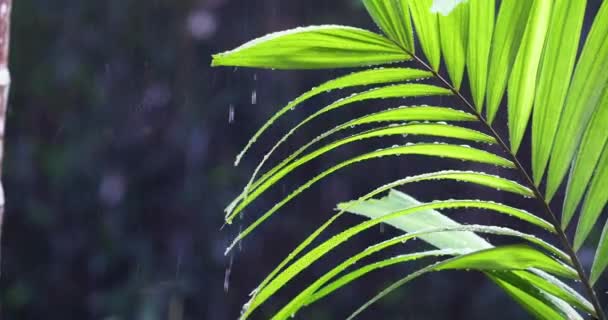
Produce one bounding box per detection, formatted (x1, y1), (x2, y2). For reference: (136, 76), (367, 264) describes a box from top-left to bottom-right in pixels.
(212, 0), (608, 318)
(591, 216), (608, 285)
(230, 122), (494, 219)
(339, 190), (591, 318)
(342, 244), (576, 320)
(223, 82), (451, 216)
(409, 0), (441, 71)
(546, 1), (608, 200)
(563, 90), (608, 230)
(531, 0), (587, 185)
(506, 0), (552, 153)
(212, 25), (410, 69)
(485, 0), (533, 123)
(488, 272), (581, 320)
(233, 67), (431, 166)
(466, 0), (494, 110)
(251, 224), (569, 320)
(247, 172), (536, 314)
(226, 105), (479, 216)
(227, 144), (517, 250)
(289, 243), (574, 320)
(574, 142), (608, 250)
(437, 0), (468, 89)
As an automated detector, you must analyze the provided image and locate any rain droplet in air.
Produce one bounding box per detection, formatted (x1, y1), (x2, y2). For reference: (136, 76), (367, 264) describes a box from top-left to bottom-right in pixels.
(228, 105), (235, 124)
(224, 251), (235, 292)
(251, 90), (257, 105)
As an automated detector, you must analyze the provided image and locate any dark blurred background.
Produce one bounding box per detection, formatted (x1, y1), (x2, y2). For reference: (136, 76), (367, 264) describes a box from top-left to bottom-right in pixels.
(0, 0), (606, 319)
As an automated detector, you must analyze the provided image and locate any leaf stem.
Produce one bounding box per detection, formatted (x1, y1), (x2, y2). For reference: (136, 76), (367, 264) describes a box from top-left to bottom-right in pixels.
(410, 54), (606, 320)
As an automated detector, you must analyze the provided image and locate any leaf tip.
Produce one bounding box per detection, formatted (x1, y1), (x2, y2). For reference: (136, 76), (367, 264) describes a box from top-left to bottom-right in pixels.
(544, 182), (558, 203)
(589, 273), (599, 287)
(211, 53), (225, 67)
(560, 218), (569, 232)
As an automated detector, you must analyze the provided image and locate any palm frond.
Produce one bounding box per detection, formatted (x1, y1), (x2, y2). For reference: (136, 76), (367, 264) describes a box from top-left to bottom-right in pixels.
(211, 0), (608, 318)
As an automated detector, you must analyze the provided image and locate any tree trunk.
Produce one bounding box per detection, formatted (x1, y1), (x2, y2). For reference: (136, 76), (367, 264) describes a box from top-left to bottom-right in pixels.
(0, 0), (12, 275)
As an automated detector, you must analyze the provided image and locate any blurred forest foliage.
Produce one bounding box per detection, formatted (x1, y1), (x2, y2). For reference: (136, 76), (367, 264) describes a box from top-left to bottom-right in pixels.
(0, 0), (605, 319)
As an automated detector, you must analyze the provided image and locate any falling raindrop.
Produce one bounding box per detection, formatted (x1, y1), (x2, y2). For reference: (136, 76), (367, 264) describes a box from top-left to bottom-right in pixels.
(228, 105), (235, 124)
(224, 251), (234, 292)
(251, 90), (257, 105)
